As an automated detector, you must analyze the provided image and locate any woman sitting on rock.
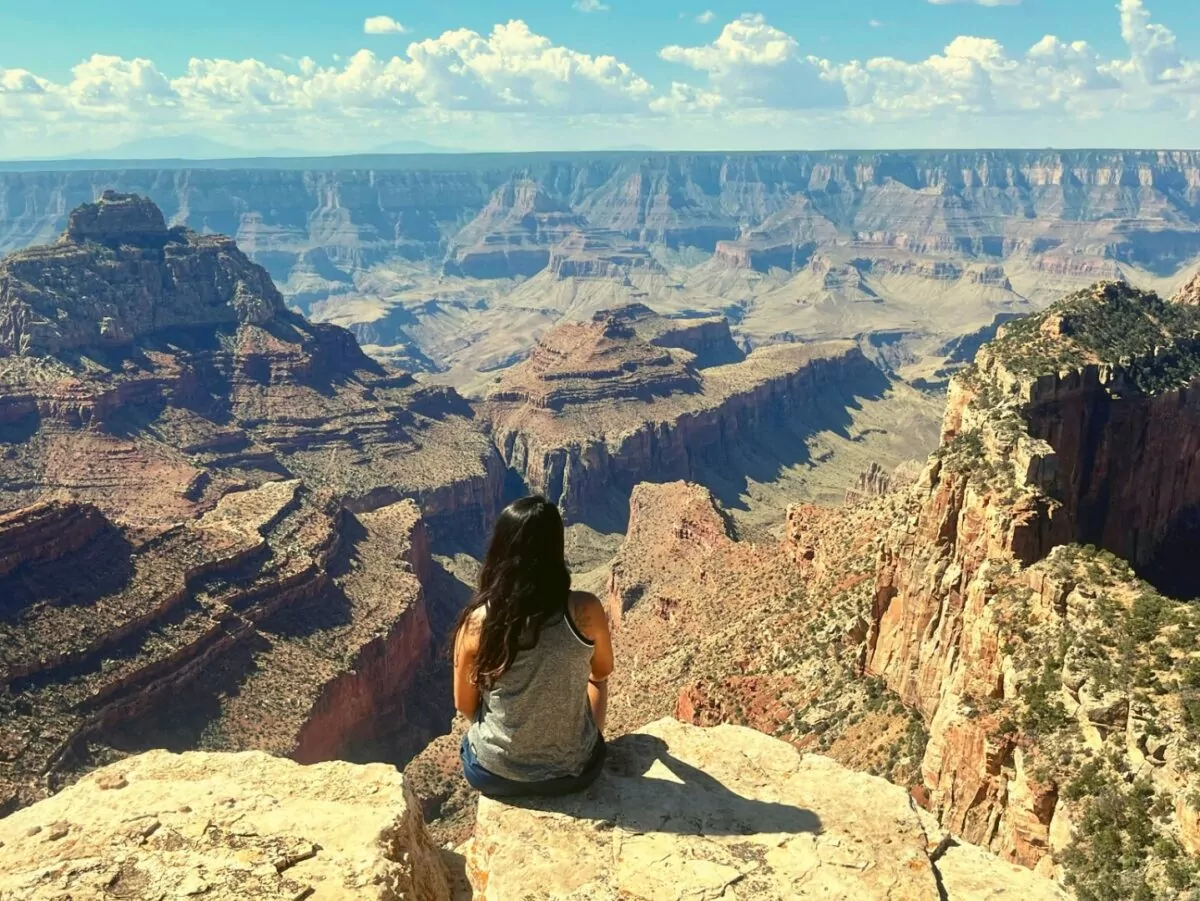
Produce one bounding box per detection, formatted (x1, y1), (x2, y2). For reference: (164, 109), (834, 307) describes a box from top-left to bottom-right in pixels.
(453, 495), (613, 798)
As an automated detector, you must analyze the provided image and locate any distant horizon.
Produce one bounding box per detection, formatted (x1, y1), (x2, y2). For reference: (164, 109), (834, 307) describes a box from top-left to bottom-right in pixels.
(4, 145), (1200, 171)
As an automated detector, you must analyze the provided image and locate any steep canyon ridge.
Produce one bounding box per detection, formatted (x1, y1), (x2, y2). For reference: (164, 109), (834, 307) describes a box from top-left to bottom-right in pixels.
(0, 154), (1197, 898)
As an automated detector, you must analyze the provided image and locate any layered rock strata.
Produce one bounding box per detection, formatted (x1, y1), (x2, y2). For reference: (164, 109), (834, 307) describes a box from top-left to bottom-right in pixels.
(0, 748), (451, 901)
(0, 195), (503, 813)
(481, 306), (885, 522)
(609, 302), (744, 367)
(466, 717), (1068, 900)
(545, 230), (663, 280)
(444, 179), (588, 278)
(865, 282), (1200, 889)
(0, 192), (504, 542)
(0, 484), (438, 815)
(593, 283), (1200, 895)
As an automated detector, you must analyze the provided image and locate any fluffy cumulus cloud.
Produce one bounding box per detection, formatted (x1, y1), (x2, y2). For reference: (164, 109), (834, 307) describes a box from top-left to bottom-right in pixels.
(657, 0), (1196, 126)
(0, 19), (652, 151)
(363, 16), (408, 35)
(0, 0), (1197, 155)
(657, 14), (846, 111)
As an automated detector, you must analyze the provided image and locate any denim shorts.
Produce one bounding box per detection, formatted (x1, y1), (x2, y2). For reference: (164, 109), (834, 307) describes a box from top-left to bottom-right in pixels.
(460, 732), (607, 799)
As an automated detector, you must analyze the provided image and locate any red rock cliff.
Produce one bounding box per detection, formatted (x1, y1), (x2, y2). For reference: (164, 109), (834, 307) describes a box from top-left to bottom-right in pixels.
(866, 283), (1200, 877)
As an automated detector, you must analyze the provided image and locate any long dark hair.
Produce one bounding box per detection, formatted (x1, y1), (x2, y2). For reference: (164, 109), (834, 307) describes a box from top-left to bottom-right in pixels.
(454, 495), (571, 689)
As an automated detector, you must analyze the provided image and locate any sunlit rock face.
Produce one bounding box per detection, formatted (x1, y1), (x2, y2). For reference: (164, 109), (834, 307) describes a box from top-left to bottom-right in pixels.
(0, 196), (504, 815)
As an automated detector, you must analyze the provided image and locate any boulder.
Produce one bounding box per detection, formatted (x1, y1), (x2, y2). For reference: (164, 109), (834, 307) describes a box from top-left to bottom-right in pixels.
(0, 749), (451, 901)
(465, 718), (1066, 900)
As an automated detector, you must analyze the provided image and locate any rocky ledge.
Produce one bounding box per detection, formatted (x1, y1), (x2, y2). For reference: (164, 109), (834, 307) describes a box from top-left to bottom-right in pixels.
(0, 748), (451, 901)
(466, 718), (1066, 900)
(0, 718), (1066, 901)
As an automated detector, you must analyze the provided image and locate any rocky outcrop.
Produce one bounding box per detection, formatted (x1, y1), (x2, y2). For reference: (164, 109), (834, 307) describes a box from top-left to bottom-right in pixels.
(482, 307), (886, 523)
(844, 460), (922, 505)
(0, 196), (503, 814)
(611, 303), (744, 367)
(865, 282), (1200, 887)
(0, 195), (505, 542)
(1178, 268), (1200, 305)
(0, 749), (451, 901)
(484, 310), (701, 410)
(466, 717), (1067, 900)
(0, 500), (106, 578)
(546, 231), (662, 280)
(445, 178), (588, 278)
(1, 191), (284, 355)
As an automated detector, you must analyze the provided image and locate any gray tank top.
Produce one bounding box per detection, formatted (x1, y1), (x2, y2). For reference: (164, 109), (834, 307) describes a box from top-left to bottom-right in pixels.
(466, 605), (599, 782)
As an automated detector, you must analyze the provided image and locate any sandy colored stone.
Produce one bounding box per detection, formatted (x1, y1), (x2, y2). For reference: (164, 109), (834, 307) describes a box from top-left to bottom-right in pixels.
(467, 718), (1061, 900)
(0, 749), (450, 901)
(937, 840), (1070, 900)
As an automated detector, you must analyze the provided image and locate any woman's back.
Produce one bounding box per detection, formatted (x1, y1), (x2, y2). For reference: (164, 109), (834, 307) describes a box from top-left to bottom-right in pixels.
(466, 603), (598, 782)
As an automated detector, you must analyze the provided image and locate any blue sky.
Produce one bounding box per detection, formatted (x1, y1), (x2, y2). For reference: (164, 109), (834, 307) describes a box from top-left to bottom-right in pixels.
(1, 0), (1198, 156)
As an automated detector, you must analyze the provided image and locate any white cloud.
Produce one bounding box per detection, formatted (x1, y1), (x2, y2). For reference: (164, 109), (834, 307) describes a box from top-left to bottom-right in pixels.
(658, 0), (1195, 125)
(696, 10), (715, 24)
(0, 0), (1197, 157)
(659, 14), (846, 110)
(574, 0), (610, 12)
(869, 19), (884, 28)
(364, 15), (408, 35)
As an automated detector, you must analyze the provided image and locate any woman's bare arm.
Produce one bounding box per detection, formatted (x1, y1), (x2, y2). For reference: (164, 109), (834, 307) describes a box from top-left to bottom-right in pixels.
(571, 592), (614, 733)
(452, 608), (483, 720)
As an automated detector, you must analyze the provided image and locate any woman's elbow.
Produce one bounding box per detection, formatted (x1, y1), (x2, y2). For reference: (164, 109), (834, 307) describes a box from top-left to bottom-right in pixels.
(454, 691), (479, 721)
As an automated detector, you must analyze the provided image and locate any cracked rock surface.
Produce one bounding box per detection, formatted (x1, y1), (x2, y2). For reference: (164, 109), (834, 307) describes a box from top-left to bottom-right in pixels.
(465, 718), (1068, 900)
(0, 748), (451, 901)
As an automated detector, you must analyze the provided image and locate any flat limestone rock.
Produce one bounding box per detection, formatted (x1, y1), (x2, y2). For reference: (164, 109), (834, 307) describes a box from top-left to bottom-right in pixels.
(0, 749), (451, 901)
(467, 718), (1061, 900)
(936, 841), (1070, 900)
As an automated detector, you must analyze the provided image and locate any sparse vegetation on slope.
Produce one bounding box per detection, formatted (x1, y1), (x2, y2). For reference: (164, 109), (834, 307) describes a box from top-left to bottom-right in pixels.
(990, 282), (1200, 394)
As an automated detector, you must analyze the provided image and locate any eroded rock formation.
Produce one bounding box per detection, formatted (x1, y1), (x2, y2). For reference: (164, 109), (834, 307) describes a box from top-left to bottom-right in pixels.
(445, 179), (588, 278)
(0, 194), (504, 541)
(0, 196), (504, 813)
(481, 305), (886, 523)
(865, 282), (1200, 891)
(591, 281), (1200, 897)
(0, 748), (451, 901)
(0, 484), (440, 814)
(1178, 267), (1200, 305)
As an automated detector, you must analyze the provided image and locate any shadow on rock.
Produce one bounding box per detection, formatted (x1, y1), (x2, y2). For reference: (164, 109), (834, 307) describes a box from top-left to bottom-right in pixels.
(505, 732), (822, 838)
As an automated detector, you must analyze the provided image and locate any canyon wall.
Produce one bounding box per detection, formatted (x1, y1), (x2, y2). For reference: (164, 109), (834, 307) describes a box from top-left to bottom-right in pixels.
(4, 150), (1199, 275)
(866, 283), (1200, 885)
(487, 338), (883, 523)
(0, 194), (495, 813)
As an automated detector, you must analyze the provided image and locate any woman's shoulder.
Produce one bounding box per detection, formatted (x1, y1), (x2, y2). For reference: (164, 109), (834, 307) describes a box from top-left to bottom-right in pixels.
(457, 604), (486, 641)
(568, 591), (606, 636)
